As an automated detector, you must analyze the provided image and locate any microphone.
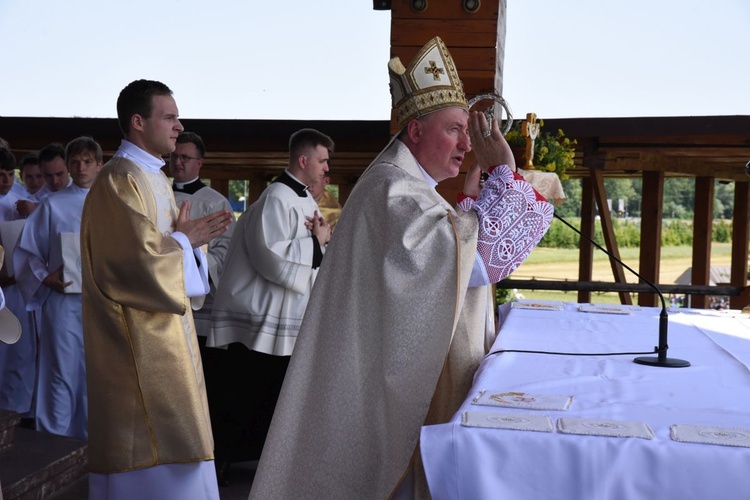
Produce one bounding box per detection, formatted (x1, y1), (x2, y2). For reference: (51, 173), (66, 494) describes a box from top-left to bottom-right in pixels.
(553, 213), (690, 368)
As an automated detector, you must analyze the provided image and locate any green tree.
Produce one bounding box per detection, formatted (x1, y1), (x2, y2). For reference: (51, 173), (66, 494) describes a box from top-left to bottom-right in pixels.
(715, 181), (734, 219)
(554, 178), (582, 218)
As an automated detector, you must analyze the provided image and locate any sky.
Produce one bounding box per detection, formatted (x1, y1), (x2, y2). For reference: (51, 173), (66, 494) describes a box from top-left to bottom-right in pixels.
(1, 0), (748, 120)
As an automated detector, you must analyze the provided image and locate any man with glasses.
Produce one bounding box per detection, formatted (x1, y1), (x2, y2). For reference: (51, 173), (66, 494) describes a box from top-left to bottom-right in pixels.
(169, 132), (235, 339)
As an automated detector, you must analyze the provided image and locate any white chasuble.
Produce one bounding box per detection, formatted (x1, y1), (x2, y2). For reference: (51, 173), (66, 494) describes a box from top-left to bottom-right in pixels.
(249, 138), (552, 500)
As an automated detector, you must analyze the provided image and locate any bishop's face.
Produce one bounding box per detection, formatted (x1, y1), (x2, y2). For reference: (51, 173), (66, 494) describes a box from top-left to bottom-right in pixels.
(140, 94), (184, 158)
(413, 107), (471, 183)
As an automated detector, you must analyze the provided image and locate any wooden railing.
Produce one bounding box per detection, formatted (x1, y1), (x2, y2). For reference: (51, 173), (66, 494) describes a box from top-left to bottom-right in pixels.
(497, 279), (745, 300)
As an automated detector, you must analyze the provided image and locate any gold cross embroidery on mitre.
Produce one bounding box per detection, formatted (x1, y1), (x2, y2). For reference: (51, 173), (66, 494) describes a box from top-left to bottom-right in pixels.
(424, 60), (445, 81)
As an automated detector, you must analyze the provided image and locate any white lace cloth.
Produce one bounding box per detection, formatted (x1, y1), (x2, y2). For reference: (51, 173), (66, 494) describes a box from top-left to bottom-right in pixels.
(671, 424), (750, 448)
(472, 390), (572, 411)
(461, 411), (555, 433)
(558, 417), (654, 439)
(517, 168), (566, 204)
(458, 166), (553, 284)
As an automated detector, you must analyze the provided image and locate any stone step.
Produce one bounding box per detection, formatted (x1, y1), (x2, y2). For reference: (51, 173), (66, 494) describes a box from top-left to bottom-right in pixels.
(0, 428), (87, 500)
(0, 410), (21, 451)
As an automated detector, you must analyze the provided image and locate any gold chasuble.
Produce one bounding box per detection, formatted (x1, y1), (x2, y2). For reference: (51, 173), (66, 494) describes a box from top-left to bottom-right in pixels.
(250, 139), (486, 499)
(81, 157), (213, 473)
(316, 189), (342, 230)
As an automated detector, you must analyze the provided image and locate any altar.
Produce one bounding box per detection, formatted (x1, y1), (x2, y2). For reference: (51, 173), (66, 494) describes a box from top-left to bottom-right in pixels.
(421, 301), (750, 499)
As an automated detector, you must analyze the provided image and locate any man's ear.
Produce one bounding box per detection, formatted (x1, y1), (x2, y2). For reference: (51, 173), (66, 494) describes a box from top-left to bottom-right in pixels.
(406, 119), (422, 144)
(131, 114), (145, 133)
(297, 155), (308, 170)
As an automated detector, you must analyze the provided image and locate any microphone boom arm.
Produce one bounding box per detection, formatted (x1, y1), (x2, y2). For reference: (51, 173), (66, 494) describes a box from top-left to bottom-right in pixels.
(553, 213), (690, 368)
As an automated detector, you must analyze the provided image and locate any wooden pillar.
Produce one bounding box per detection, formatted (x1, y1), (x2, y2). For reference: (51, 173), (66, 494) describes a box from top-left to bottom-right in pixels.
(211, 178), (229, 198)
(591, 168), (632, 305)
(730, 181), (750, 309)
(691, 177), (714, 308)
(638, 171), (665, 307)
(246, 173), (268, 206)
(577, 174), (594, 303)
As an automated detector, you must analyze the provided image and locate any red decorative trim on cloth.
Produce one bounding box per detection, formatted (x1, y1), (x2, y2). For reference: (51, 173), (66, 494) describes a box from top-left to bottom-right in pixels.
(459, 166), (553, 284)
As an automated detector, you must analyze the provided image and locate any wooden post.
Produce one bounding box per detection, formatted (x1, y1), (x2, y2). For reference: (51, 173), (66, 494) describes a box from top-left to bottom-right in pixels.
(591, 168), (632, 305)
(578, 175), (594, 304)
(690, 177), (714, 308)
(730, 181), (750, 309)
(638, 171), (665, 306)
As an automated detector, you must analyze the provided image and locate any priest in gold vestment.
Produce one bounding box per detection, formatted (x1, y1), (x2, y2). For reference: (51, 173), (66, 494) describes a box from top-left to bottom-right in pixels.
(81, 80), (232, 500)
(249, 38), (552, 499)
(307, 172), (342, 230)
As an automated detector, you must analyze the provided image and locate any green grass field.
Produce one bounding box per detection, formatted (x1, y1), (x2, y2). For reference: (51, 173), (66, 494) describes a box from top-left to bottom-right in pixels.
(506, 243), (733, 304)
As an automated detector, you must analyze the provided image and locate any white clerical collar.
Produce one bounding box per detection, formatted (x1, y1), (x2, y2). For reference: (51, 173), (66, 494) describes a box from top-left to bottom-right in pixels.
(174, 177), (200, 189)
(114, 140), (166, 172)
(284, 169), (308, 190)
(416, 162), (438, 189)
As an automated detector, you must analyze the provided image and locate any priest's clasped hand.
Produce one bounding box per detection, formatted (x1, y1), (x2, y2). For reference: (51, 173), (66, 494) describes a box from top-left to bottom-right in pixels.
(305, 210), (331, 245)
(176, 200), (233, 248)
(468, 111), (516, 173)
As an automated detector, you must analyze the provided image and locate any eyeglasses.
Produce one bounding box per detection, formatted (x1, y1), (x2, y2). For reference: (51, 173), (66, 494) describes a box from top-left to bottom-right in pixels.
(169, 153), (201, 163)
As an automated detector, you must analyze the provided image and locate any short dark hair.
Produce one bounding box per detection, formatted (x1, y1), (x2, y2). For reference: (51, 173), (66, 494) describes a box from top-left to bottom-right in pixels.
(289, 128), (334, 164)
(19, 153), (39, 173)
(66, 136), (103, 163)
(116, 79), (173, 136)
(176, 131), (205, 158)
(0, 148), (16, 171)
(38, 142), (66, 165)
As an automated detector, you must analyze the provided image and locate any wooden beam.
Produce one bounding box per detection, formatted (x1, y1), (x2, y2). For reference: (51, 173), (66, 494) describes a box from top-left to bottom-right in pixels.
(577, 174), (594, 303)
(730, 181), (750, 309)
(690, 177), (714, 308)
(391, 1), (499, 19)
(391, 20), (499, 48)
(638, 170), (664, 307)
(591, 168), (632, 305)
(498, 280), (743, 296)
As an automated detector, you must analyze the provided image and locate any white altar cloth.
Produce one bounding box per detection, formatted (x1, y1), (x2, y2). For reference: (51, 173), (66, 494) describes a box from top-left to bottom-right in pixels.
(421, 303), (750, 500)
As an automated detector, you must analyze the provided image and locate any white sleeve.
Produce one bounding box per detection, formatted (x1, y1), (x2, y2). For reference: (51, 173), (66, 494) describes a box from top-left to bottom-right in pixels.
(170, 231), (210, 298)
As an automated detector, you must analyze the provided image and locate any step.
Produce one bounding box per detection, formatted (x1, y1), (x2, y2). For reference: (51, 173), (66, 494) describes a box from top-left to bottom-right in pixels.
(0, 428), (87, 500)
(0, 410), (21, 451)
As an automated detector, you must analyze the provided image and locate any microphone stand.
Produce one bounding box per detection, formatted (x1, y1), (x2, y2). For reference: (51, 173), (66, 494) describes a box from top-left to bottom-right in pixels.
(553, 213), (690, 368)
